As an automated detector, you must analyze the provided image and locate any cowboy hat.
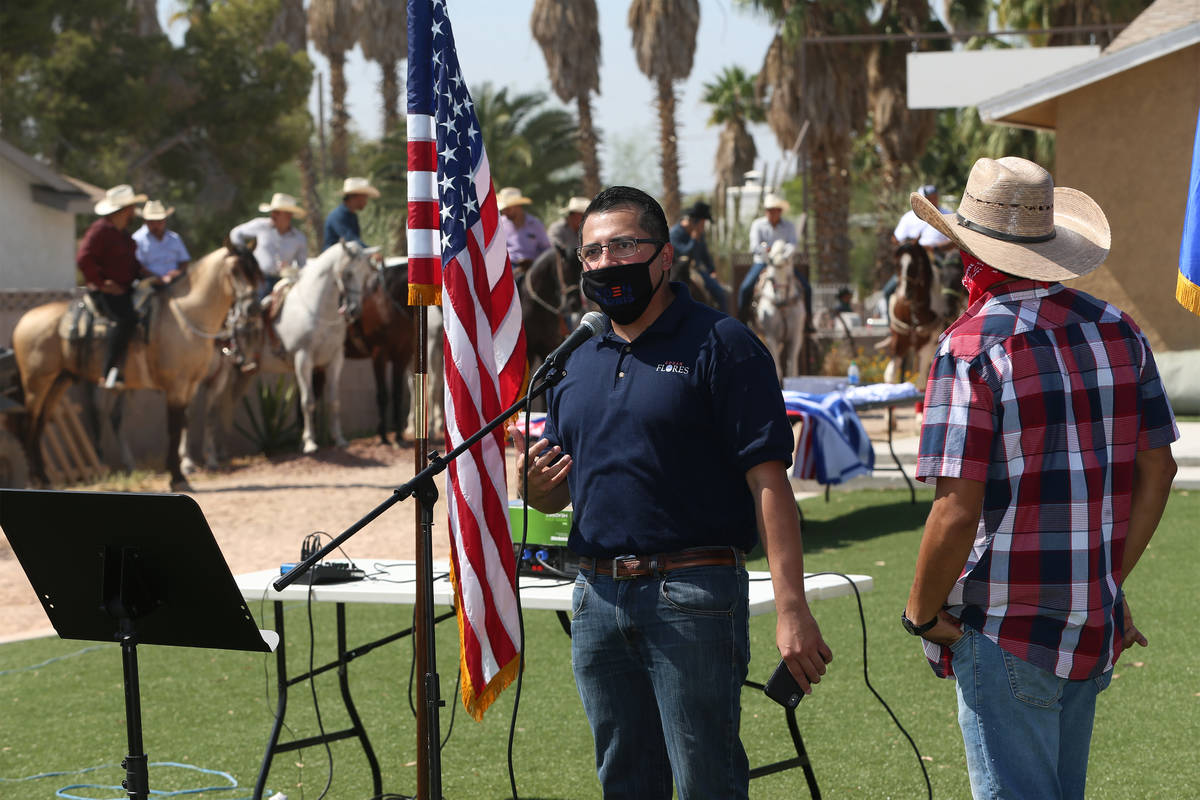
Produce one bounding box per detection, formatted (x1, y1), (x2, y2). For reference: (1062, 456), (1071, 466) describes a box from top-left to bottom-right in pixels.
(683, 200), (712, 221)
(563, 196), (590, 215)
(258, 192), (306, 217)
(95, 184), (148, 216)
(762, 193), (790, 212)
(342, 177), (381, 198)
(497, 187), (533, 211)
(911, 157), (1109, 282)
(140, 200), (174, 221)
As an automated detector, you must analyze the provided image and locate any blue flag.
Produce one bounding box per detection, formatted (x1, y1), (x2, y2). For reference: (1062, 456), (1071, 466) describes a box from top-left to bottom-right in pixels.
(1178, 102), (1200, 316)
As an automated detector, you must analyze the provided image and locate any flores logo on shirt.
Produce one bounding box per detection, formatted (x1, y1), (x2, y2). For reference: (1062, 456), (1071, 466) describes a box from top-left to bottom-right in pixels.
(655, 361), (690, 375)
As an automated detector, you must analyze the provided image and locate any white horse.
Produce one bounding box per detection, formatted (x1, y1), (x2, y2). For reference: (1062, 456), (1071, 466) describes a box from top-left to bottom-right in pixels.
(252, 241), (377, 453)
(752, 241), (809, 384)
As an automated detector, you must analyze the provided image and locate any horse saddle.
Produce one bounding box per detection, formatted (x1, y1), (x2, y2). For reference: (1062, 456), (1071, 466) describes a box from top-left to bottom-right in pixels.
(59, 283), (156, 344)
(262, 269), (300, 324)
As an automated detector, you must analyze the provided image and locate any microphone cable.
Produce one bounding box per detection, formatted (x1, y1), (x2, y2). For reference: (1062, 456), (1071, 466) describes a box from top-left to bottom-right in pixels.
(805, 571), (933, 800)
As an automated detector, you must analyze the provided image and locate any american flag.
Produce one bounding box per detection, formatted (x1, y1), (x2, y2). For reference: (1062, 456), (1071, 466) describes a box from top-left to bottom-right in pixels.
(407, 0), (526, 720)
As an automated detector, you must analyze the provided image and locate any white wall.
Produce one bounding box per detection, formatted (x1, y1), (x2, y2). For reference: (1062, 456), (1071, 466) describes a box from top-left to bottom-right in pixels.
(0, 160), (79, 290)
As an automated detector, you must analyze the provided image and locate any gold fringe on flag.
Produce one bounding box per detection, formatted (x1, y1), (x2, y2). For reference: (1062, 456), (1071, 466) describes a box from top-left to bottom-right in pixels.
(408, 283), (442, 307)
(1177, 270), (1200, 317)
(449, 552), (522, 722)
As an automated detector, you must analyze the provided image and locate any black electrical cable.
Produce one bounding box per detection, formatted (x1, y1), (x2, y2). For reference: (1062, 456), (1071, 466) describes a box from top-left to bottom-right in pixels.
(806, 571), (933, 800)
(305, 581), (335, 800)
(505, 385), (540, 800)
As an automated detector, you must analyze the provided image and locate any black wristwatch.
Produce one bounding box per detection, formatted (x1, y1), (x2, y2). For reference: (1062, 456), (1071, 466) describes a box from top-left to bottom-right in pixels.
(901, 610), (939, 636)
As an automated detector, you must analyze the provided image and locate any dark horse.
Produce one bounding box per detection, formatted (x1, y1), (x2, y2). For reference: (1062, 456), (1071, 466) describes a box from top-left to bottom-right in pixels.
(344, 262), (415, 445)
(884, 242), (943, 386)
(520, 244), (585, 368)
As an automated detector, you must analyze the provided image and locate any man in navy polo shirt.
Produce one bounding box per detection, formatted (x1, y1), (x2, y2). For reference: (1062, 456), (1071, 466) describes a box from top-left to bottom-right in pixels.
(514, 185), (831, 800)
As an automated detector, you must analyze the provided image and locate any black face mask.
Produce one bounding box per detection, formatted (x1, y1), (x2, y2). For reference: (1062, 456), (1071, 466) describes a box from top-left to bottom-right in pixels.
(580, 244), (666, 325)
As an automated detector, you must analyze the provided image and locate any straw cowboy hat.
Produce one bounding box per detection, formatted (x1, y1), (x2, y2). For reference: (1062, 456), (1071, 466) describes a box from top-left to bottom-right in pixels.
(342, 177), (381, 198)
(763, 193), (790, 212)
(95, 184), (148, 216)
(258, 192), (306, 217)
(497, 187), (533, 212)
(563, 196), (590, 215)
(140, 200), (174, 221)
(911, 156), (1110, 282)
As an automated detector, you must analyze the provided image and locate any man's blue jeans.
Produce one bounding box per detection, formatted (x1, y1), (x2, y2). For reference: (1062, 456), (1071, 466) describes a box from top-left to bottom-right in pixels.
(570, 561), (750, 800)
(951, 627), (1112, 799)
(698, 270), (728, 312)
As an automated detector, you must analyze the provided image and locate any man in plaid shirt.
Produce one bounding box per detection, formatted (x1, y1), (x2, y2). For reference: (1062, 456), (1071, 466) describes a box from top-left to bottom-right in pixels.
(902, 158), (1178, 799)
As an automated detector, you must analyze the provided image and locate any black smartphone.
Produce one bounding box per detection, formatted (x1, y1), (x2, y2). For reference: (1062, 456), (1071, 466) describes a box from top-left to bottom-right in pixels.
(763, 659), (805, 708)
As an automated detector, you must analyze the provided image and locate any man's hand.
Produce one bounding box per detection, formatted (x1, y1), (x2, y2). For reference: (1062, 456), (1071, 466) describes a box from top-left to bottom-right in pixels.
(1122, 597), (1149, 649)
(100, 279), (124, 295)
(919, 610), (964, 648)
(776, 604), (833, 695)
(510, 426), (571, 512)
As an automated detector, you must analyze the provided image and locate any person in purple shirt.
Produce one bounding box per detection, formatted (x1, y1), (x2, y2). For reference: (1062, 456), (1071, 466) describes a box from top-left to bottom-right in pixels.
(496, 186), (551, 282)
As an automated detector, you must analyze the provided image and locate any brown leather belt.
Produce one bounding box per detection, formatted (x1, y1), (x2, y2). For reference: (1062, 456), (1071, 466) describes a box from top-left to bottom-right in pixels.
(579, 547), (744, 580)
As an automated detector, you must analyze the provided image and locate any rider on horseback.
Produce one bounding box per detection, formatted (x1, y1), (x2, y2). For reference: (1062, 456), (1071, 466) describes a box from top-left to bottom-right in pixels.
(497, 186), (552, 286)
(738, 193), (812, 323)
(883, 184), (957, 319)
(132, 200), (191, 287)
(548, 196), (589, 254)
(230, 192), (309, 300)
(668, 200), (729, 313)
(323, 177), (384, 258)
(77, 184), (150, 389)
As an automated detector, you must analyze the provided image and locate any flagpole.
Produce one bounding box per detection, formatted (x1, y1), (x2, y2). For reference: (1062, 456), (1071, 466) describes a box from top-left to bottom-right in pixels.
(413, 304), (439, 800)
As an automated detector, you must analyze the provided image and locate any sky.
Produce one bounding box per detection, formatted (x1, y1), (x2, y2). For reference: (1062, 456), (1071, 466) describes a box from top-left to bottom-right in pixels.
(157, 0), (792, 198)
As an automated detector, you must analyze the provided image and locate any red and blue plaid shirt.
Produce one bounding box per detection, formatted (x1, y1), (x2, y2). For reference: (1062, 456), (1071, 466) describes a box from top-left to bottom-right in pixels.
(917, 280), (1177, 680)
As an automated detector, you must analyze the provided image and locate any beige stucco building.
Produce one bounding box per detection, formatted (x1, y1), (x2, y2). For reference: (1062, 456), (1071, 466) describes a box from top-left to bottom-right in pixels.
(979, 0), (1200, 353)
(0, 138), (94, 292)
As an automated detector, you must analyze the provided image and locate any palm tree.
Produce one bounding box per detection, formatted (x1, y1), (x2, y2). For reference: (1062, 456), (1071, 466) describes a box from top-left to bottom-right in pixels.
(308, 0), (359, 178)
(356, 0), (407, 136)
(752, 0), (872, 284)
(472, 83), (583, 208)
(531, 0), (602, 197)
(867, 0), (943, 284)
(996, 0), (1152, 46)
(701, 65), (763, 234)
(628, 0), (701, 222)
(267, 0), (322, 246)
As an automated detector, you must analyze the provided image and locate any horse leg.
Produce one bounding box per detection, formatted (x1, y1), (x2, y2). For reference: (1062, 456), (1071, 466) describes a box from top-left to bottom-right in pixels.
(372, 352), (389, 444)
(325, 349), (349, 448)
(166, 403), (191, 491)
(21, 373), (72, 486)
(391, 357), (409, 447)
(293, 351), (320, 453)
(109, 391), (135, 473)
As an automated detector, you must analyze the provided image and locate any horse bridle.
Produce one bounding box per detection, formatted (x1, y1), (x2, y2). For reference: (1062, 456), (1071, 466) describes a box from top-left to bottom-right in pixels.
(526, 250), (580, 317)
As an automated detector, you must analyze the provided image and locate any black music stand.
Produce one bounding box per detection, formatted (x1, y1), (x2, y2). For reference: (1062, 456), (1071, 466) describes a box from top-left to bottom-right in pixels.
(0, 489), (276, 800)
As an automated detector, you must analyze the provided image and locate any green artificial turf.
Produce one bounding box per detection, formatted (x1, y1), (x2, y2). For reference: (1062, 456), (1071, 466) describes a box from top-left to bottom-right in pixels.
(1, 488), (1195, 799)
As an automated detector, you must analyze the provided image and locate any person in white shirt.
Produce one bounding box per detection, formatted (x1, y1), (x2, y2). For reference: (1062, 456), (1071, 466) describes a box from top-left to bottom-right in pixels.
(738, 193), (809, 321)
(132, 200), (190, 285)
(229, 192), (309, 298)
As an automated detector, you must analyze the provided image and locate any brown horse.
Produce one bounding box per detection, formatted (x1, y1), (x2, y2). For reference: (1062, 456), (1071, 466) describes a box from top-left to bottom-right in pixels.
(520, 244), (584, 370)
(12, 243), (261, 489)
(345, 260), (415, 445)
(884, 242), (943, 387)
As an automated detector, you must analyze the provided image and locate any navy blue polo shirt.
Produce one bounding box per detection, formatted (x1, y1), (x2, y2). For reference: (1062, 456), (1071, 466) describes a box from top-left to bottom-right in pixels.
(541, 283), (793, 557)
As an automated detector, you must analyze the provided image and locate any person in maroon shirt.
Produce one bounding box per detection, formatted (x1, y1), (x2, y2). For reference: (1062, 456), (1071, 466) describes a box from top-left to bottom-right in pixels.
(77, 184), (148, 388)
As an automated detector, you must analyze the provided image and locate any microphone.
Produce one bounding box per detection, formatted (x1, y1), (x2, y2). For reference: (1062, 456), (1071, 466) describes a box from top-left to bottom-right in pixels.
(537, 311), (607, 376)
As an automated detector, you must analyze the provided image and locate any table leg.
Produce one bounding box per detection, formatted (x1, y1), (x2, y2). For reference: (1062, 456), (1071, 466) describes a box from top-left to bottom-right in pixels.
(253, 600), (288, 800)
(884, 407), (916, 503)
(337, 604), (383, 798)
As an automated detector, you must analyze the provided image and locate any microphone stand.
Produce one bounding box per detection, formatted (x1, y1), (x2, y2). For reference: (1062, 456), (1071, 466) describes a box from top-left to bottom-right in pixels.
(274, 363), (569, 799)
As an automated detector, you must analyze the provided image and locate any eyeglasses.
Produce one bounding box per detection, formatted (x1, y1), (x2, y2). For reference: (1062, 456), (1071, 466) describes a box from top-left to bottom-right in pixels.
(576, 237), (662, 266)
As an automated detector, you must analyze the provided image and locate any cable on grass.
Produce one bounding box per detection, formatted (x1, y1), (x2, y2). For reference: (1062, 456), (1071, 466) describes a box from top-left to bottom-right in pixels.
(0, 644), (113, 677)
(0, 760), (267, 799)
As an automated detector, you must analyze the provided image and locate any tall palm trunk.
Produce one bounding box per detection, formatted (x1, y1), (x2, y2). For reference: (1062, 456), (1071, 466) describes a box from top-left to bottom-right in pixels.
(381, 59), (400, 135)
(656, 77), (681, 222)
(329, 54), (349, 178)
(577, 94), (600, 197)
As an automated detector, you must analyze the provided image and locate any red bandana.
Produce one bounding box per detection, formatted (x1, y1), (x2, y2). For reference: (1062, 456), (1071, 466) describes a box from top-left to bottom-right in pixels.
(961, 251), (1014, 306)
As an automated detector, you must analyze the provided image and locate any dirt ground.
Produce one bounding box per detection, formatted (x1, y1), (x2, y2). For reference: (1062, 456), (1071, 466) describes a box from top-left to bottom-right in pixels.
(0, 437), (506, 643)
